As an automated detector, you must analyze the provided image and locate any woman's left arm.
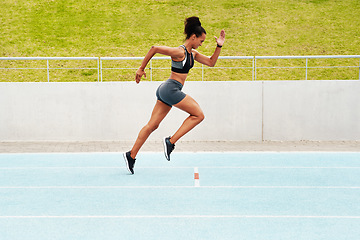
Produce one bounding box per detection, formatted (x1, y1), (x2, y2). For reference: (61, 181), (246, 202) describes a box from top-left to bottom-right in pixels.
(194, 30), (225, 67)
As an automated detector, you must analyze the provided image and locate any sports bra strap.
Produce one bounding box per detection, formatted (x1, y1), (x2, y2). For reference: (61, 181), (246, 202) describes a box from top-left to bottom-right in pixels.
(171, 45), (194, 74)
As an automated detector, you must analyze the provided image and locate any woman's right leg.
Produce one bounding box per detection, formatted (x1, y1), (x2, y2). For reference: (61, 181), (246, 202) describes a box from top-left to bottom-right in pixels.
(130, 100), (172, 159)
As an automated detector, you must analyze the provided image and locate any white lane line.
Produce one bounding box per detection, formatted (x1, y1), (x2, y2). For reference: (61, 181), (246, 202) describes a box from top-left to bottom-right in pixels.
(1, 166), (360, 170)
(0, 167), (126, 170)
(198, 167), (360, 169)
(0, 215), (359, 219)
(0, 186), (360, 189)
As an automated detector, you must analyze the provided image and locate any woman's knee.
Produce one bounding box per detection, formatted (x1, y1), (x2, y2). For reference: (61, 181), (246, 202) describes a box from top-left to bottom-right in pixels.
(193, 111), (205, 123)
(147, 122), (160, 132)
(198, 111), (205, 122)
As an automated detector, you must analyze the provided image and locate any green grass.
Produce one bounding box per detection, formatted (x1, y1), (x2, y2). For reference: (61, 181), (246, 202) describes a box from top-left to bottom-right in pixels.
(1, 0), (359, 81)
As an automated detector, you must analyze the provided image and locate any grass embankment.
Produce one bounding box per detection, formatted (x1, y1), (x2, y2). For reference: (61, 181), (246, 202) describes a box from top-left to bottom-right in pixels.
(1, 0), (359, 81)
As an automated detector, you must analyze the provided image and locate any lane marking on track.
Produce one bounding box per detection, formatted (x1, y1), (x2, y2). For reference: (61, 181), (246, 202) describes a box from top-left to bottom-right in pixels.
(0, 215), (360, 219)
(0, 186), (360, 189)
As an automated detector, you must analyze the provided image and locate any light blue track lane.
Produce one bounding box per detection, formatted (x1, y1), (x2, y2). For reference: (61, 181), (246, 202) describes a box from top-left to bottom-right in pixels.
(0, 152), (359, 240)
(1, 188), (360, 216)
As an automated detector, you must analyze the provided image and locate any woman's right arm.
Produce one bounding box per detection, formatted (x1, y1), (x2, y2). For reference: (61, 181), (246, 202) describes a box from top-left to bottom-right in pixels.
(135, 46), (184, 83)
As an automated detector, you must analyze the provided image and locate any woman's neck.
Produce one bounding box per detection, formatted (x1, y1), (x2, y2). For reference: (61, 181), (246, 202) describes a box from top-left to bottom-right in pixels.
(183, 40), (193, 52)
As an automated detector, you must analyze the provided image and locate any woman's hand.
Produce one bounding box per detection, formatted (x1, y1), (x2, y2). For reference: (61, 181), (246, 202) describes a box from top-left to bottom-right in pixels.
(135, 68), (146, 83)
(214, 29), (225, 47)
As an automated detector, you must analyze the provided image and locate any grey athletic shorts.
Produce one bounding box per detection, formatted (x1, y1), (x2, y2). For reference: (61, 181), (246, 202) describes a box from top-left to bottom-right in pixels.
(156, 79), (186, 107)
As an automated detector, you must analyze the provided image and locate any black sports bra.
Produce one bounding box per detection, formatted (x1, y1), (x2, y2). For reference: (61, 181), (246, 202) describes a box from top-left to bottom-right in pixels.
(171, 45), (194, 74)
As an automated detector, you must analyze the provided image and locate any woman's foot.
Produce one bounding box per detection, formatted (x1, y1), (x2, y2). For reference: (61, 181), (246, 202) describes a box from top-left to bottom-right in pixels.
(163, 137), (175, 161)
(123, 151), (136, 174)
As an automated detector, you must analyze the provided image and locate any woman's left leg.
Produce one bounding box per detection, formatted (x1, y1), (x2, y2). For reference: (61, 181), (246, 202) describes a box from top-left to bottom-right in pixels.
(130, 100), (172, 158)
(170, 95), (205, 144)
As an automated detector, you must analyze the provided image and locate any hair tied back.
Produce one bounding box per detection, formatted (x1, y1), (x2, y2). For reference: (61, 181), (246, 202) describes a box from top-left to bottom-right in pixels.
(184, 16), (206, 39)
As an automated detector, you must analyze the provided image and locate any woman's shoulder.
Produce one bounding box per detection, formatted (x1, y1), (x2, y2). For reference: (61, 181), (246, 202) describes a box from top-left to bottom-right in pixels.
(191, 49), (199, 56)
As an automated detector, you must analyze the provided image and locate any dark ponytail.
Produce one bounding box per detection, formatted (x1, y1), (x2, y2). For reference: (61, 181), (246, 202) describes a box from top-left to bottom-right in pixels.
(184, 16), (206, 39)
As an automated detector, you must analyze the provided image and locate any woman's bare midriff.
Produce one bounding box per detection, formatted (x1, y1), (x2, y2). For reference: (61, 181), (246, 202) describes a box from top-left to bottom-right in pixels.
(169, 72), (188, 86)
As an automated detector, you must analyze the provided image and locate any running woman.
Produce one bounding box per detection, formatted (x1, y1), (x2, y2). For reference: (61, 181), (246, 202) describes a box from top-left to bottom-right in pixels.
(123, 16), (225, 174)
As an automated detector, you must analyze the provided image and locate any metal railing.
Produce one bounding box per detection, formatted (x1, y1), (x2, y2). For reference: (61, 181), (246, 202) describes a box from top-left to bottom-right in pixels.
(255, 55), (360, 81)
(100, 56), (253, 82)
(1, 55), (360, 81)
(0, 57), (99, 82)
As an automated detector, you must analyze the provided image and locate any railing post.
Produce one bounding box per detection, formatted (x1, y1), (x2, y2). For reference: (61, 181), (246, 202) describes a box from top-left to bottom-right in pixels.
(305, 58), (308, 80)
(202, 64), (204, 81)
(254, 57), (257, 81)
(47, 59), (50, 82)
(97, 57), (100, 82)
(100, 58), (103, 82)
(252, 57), (254, 81)
(150, 59), (152, 81)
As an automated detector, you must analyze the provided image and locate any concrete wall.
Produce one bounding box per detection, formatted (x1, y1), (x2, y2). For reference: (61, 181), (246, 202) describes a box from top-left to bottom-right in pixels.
(0, 81), (359, 141)
(263, 81), (360, 141)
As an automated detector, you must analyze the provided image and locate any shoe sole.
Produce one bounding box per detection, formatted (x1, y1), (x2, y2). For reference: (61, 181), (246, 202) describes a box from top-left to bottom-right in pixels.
(163, 137), (170, 161)
(123, 152), (134, 174)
